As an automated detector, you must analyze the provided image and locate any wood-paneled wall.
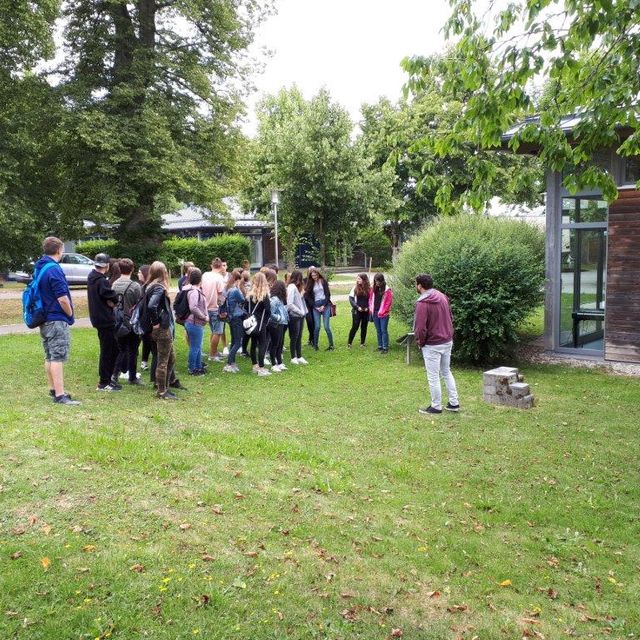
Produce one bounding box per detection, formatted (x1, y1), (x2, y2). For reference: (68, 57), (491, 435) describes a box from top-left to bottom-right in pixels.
(606, 188), (640, 363)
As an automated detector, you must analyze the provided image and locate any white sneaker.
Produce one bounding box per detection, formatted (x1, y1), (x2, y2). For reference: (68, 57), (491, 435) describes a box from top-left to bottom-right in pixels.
(231, 364), (240, 373)
(290, 357), (300, 365)
(223, 364), (234, 373)
(264, 357), (271, 366)
(271, 364), (282, 373)
(279, 364), (288, 370)
(257, 368), (272, 377)
(298, 357), (309, 365)
(222, 347), (229, 356)
(252, 364), (260, 373)
(140, 361), (148, 371)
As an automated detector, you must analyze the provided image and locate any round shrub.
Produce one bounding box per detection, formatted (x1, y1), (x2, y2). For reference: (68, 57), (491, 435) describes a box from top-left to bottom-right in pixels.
(393, 215), (544, 363)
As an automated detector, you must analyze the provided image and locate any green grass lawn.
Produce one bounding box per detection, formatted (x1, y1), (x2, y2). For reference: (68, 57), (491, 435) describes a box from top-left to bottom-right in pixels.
(1, 304), (638, 639)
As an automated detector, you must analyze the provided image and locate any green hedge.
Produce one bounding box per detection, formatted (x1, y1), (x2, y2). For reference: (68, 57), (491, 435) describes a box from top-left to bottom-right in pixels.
(160, 235), (251, 273)
(77, 235), (251, 275)
(393, 215), (545, 363)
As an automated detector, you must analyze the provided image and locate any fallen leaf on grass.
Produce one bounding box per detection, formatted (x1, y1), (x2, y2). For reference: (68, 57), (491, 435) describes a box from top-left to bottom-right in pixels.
(390, 629), (403, 638)
(341, 607), (360, 622)
(5, 611), (19, 618)
(201, 554), (215, 562)
(82, 545), (96, 552)
(546, 556), (559, 568)
(194, 594), (210, 608)
(425, 591), (441, 598)
(10, 527), (25, 536)
(244, 551), (258, 558)
(523, 618), (541, 625)
(340, 591), (356, 599)
(536, 587), (558, 599)
(211, 505), (223, 515)
(447, 604), (468, 613)
(234, 492), (245, 500)
(499, 579), (512, 587)
(41, 524), (52, 536)
(10, 551), (22, 560)
(130, 564), (145, 573)
(71, 525), (84, 534)
(179, 523), (192, 531)
(28, 515), (38, 526)
(40, 557), (51, 570)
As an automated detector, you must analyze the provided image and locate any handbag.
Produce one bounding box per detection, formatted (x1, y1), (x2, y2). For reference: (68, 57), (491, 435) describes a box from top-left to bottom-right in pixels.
(329, 302), (337, 317)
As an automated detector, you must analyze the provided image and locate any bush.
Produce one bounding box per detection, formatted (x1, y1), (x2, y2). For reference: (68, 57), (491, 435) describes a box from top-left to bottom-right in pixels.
(358, 227), (392, 268)
(160, 235), (251, 274)
(393, 216), (545, 363)
(77, 235), (252, 276)
(75, 240), (120, 261)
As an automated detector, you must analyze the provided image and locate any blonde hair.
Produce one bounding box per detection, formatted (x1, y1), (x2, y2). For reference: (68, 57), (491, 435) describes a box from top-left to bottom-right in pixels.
(148, 261), (170, 290)
(250, 272), (270, 302)
(181, 261), (195, 276)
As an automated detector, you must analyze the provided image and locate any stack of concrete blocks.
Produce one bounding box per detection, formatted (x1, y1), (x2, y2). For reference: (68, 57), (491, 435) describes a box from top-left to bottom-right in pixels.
(483, 366), (534, 409)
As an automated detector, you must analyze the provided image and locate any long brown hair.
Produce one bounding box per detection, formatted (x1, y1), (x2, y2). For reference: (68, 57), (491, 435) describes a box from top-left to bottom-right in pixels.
(288, 270), (303, 291)
(148, 261), (170, 290)
(226, 268), (244, 293)
(354, 273), (370, 297)
(304, 267), (326, 295)
(373, 272), (386, 294)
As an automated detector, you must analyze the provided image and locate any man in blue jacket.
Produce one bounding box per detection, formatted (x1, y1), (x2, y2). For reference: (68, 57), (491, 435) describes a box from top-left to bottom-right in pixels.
(36, 237), (80, 405)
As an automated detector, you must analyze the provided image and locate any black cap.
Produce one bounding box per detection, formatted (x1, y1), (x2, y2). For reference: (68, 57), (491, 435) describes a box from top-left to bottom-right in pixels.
(94, 253), (110, 267)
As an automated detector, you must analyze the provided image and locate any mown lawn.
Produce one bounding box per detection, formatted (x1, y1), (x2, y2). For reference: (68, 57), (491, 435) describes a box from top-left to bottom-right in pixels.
(0, 304), (638, 639)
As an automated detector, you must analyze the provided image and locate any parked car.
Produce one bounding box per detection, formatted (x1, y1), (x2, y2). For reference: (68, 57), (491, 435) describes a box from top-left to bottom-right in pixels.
(13, 253), (95, 285)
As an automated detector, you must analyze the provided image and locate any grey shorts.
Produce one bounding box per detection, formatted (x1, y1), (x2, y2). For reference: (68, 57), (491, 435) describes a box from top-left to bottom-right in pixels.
(40, 321), (71, 363)
(208, 310), (224, 335)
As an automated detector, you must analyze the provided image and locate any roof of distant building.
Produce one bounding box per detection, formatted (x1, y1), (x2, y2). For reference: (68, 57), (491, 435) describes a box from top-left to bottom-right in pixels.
(162, 204), (269, 232)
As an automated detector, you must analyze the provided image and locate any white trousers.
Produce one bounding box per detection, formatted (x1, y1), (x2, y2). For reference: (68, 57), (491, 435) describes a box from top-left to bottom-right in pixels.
(421, 341), (459, 410)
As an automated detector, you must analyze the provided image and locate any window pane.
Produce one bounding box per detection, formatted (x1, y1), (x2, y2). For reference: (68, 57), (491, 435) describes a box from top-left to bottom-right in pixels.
(579, 198), (607, 223)
(559, 228), (605, 350)
(625, 157), (640, 184)
(562, 198), (577, 224)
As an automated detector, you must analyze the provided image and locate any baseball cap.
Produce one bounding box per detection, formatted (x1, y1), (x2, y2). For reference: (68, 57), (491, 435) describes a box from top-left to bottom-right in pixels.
(94, 253), (110, 267)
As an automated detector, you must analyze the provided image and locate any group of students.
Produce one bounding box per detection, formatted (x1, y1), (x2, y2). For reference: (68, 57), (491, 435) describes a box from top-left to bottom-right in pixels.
(32, 236), (394, 405)
(34, 237), (459, 414)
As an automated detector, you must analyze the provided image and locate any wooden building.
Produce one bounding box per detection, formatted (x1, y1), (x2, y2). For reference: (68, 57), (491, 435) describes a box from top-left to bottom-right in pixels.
(503, 117), (640, 363)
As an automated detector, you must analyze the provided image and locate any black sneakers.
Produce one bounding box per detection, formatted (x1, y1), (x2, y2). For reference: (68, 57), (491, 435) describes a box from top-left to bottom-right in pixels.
(97, 383), (122, 392)
(445, 402), (460, 412)
(418, 406), (442, 415)
(54, 394), (81, 406)
(169, 379), (187, 390)
(157, 390), (178, 401)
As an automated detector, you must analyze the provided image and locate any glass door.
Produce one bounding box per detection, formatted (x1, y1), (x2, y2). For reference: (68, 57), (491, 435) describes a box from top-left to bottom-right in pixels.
(559, 198), (607, 351)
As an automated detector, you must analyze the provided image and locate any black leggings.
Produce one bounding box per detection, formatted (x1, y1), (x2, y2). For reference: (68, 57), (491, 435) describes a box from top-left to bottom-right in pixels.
(305, 310), (315, 344)
(115, 333), (141, 381)
(288, 316), (304, 359)
(268, 324), (285, 365)
(141, 333), (153, 363)
(250, 325), (269, 367)
(348, 311), (369, 345)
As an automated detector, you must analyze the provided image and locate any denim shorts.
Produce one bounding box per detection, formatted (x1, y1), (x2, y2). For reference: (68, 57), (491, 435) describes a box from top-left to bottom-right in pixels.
(208, 310), (224, 335)
(40, 321), (71, 363)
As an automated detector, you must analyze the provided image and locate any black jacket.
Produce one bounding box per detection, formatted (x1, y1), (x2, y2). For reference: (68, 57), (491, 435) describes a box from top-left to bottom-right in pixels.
(87, 269), (118, 328)
(247, 296), (271, 332)
(304, 279), (331, 309)
(146, 284), (173, 329)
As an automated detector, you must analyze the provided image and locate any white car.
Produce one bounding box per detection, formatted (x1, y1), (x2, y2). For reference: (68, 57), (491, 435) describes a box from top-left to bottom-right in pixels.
(58, 253), (95, 284)
(14, 253), (95, 285)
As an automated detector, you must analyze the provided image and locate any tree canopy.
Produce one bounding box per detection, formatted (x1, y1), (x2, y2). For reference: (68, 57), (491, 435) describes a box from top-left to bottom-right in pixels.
(245, 87), (394, 266)
(0, 0), (270, 269)
(402, 1), (640, 206)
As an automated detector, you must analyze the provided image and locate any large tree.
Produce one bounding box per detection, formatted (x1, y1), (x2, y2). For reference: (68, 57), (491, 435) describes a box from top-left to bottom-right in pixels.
(0, 0), (270, 265)
(246, 87), (393, 267)
(402, 1), (640, 205)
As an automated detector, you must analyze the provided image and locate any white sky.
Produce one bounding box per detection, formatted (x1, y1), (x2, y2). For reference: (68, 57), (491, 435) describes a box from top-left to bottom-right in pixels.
(243, 0), (455, 135)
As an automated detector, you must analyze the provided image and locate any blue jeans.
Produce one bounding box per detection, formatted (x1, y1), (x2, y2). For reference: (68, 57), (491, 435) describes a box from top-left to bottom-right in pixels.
(373, 315), (389, 350)
(312, 299), (334, 347)
(228, 318), (244, 364)
(185, 322), (204, 372)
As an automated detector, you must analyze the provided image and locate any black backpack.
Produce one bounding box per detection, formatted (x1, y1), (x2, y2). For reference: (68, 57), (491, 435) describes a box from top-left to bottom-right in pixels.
(114, 282), (133, 338)
(173, 289), (191, 325)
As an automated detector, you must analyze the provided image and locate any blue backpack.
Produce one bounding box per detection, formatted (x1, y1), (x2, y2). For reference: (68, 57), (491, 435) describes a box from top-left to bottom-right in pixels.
(22, 262), (57, 329)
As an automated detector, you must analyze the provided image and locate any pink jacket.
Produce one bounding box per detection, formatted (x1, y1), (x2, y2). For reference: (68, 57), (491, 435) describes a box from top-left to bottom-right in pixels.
(368, 286), (393, 318)
(184, 285), (208, 326)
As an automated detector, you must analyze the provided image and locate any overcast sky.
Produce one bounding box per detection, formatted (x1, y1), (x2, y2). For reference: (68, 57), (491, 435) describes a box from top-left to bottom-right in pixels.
(243, 0), (456, 135)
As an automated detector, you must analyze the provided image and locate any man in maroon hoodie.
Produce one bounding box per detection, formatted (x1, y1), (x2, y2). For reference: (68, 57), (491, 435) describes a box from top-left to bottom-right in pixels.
(414, 274), (460, 414)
